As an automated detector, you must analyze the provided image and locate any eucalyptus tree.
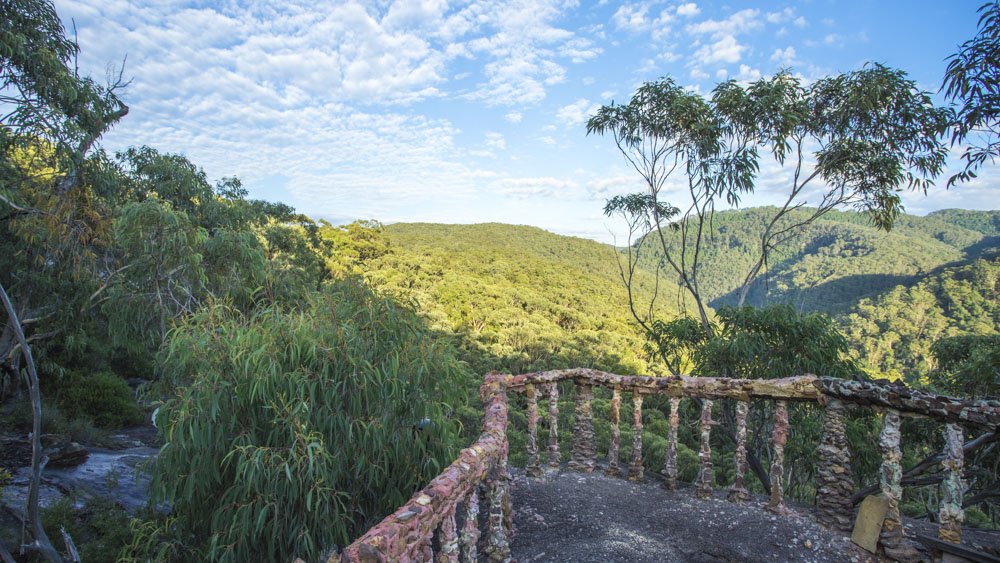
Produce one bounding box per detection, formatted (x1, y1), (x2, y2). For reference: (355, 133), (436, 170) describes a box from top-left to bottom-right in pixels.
(2, 0), (129, 560)
(942, 0), (1000, 186)
(589, 66), (949, 362)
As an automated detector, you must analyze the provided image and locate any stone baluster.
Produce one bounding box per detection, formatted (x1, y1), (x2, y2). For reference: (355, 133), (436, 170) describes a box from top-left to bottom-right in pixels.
(437, 504), (459, 563)
(419, 535), (433, 561)
(525, 384), (542, 477)
(662, 397), (680, 491)
(459, 487), (480, 563)
(547, 383), (560, 471)
(484, 464), (512, 562)
(628, 391), (645, 481)
(568, 380), (596, 473)
(938, 423), (965, 544)
(815, 397), (854, 532)
(764, 400), (789, 515)
(605, 388), (623, 477)
(727, 400), (750, 502)
(878, 409), (920, 562)
(695, 399), (713, 499)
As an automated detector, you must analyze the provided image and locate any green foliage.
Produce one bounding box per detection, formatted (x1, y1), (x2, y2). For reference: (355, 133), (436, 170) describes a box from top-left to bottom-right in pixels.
(695, 305), (856, 380)
(40, 496), (134, 563)
(942, 1), (1000, 186)
(368, 222), (680, 376)
(841, 256), (1000, 381)
(47, 370), (143, 428)
(931, 334), (1000, 397)
(146, 279), (465, 562)
(633, 207), (1000, 316)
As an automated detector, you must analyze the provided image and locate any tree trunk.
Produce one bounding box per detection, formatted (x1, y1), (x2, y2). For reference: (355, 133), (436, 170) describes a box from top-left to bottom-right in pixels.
(0, 281), (62, 563)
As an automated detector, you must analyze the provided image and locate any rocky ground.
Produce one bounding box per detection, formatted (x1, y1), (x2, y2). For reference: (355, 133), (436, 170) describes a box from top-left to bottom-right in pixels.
(507, 466), (1000, 563)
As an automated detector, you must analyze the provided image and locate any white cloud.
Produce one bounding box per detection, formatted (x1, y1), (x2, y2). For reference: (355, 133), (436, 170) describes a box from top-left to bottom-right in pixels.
(505, 111), (523, 123)
(494, 176), (577, 198)
(770, 46), (797, 66)
(611, 2), (674, 40)
(676, 3), (700, 17)
(806, 33), (844, 48)
(687, 9), (760, 38)
(556, 98), (600, 126)
(716, 68), (728, 80)
(693, 34), (746, 64)
(613, 3), (651, 32)
(735, 64), (760, 82)
(690, 67), (709, 80)
(485, 131), (506, 150)
(586, 175), (640, 197)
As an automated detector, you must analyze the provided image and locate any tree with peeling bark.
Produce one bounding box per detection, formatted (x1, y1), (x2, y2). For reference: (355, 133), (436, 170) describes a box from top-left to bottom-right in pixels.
(589, 67), (949, 349)
(1, 0), (129, 560)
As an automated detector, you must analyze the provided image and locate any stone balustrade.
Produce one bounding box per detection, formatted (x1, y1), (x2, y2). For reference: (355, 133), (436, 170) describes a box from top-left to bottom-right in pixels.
(340, 368), (1000, 562)
(337, 372), (513, 562)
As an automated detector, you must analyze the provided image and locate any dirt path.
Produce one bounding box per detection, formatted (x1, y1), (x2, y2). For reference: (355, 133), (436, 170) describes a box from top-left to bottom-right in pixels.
(508, 468), (877, 563)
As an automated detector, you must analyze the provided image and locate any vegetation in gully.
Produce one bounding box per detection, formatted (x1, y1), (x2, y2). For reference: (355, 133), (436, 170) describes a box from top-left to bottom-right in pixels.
(2, 0), (999, 561)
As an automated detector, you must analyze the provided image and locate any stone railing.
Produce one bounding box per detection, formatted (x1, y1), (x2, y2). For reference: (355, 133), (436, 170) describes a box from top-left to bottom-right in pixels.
(336, 372), (513, 562)
(507, 369), (998, 563)
(337, 368), (999, 562)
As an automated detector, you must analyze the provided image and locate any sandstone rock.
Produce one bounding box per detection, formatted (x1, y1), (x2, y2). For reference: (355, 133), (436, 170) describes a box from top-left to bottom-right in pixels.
(46, 442), (89, 468)
(850, 495), (888, 553)
(39, 433), (69, 449)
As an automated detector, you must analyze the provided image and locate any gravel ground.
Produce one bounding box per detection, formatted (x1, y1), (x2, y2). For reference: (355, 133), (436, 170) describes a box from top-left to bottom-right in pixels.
(509, 467), (880, 563)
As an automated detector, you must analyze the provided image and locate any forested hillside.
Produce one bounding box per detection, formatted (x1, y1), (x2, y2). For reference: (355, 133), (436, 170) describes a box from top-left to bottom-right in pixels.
(634, 207), (999, 316)
(841, 255), (1000, 381)
(364, 211), (999, 384)
(367, 223), (682, 377)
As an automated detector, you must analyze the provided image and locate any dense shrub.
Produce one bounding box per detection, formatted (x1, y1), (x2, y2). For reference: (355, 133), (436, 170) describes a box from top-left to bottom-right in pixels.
(50, 370), (144, 428)
(141, 279), (466, 562)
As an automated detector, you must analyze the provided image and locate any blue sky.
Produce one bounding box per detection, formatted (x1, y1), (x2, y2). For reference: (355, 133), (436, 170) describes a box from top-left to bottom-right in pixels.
(55, 0), (997, 243)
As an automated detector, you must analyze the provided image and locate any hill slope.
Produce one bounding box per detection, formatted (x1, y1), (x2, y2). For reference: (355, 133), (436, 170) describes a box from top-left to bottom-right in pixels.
(635, 207), (1000, 316)
(368, 223), (682, 376)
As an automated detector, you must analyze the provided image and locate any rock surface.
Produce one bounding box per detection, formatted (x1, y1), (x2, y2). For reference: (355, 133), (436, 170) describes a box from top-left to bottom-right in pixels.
(510, 467), (878, 563)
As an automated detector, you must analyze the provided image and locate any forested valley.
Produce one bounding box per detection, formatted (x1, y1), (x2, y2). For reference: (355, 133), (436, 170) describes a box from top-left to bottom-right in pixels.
(2, 0), (1000, 561)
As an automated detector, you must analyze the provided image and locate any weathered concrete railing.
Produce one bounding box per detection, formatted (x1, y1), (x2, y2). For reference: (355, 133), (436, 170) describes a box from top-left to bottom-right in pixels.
(337, 368), (999, 562)
(336, 372), (513, 562)
(507, 369), (1000, 562)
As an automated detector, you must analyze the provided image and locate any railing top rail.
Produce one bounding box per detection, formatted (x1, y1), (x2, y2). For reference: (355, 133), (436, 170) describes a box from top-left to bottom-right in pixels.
(507, 368), (821, 401)
(337, 372), (510, 562)
(506, 368), (1000, 429)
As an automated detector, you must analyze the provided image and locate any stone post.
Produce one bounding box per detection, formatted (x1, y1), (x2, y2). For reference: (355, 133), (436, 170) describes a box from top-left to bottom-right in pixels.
(459, 488), (480, 563)
(815, 397), (854, 532)
(727, 400), (750, 502)
(628, 391), (644, 481)
(605, 388), (622, 477)
(764, 400), (789, 515)
(547, 383), (560, 472)
(878, 409), (920, 562)
(485, 464), (512, 562)
(525, 383), (542, 477)
(437, 504), (459, 563)
(568, 380), (596, 473)
(662, 397), (680, 491)
(695, 399), (713, 499)
(938, 423), (965, 544)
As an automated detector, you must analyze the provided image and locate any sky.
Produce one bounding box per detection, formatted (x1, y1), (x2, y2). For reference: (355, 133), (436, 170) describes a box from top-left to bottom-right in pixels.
(54, 0), (998, 243)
